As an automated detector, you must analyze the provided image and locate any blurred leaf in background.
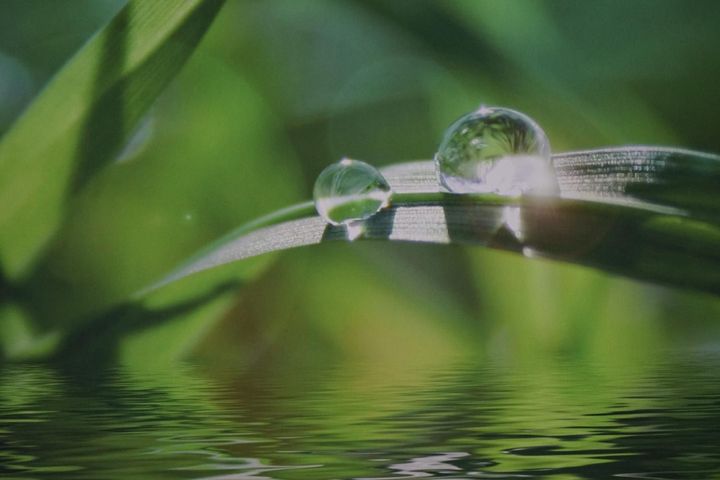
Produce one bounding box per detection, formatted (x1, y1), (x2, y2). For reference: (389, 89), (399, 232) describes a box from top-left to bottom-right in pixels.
(0, 0), (719, 370)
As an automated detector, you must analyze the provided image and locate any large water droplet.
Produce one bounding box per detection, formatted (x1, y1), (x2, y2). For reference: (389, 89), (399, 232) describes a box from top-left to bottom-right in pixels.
(313, 158), (392, 231)
(435, 106), (557, 196)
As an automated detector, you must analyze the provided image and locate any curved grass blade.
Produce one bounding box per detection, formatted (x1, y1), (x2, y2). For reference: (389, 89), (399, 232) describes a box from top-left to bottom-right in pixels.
(142, 147), (720, 296)
(0, 0), (225, 279)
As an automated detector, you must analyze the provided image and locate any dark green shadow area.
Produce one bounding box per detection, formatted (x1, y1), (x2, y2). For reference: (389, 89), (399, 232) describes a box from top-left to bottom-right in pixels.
(52, 280), (241, 369)
(73, 4), (129, 191)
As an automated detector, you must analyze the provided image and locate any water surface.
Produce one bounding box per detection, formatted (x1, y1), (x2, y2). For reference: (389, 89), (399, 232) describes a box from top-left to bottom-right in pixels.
(2, 350), (720, 479)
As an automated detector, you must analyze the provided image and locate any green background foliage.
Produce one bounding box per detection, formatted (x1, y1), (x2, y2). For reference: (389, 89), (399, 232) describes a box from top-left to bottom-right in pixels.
(1, 0), (720, 369)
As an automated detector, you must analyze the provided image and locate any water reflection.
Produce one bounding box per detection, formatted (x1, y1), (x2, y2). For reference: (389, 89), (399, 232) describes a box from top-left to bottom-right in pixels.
(2, 351), (720, 479)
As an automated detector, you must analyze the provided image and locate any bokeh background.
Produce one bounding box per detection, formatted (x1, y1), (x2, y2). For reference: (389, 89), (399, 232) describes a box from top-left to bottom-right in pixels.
(2, 0), (720, 370)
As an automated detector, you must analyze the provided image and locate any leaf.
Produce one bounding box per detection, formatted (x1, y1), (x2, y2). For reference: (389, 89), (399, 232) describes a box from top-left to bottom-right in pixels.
(143, 147), (720, 296)
(0, 0), (225, 279)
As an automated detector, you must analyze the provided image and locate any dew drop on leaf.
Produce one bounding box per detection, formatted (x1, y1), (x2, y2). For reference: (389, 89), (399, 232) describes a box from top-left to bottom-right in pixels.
(313, 158), (392, 231)
(435, 106), (557, 196)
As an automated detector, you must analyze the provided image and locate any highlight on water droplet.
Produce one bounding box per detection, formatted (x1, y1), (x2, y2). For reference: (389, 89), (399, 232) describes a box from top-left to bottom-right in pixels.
(435, 106), (557, 196)
(313, 158), (393, 236)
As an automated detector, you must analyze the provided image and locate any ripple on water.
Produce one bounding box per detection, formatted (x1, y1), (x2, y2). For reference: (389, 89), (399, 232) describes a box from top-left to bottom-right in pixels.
(2, 353), (720, 479)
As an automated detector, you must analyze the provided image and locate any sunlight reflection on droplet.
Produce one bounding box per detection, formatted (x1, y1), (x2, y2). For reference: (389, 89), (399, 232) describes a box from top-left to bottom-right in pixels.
(435, 106), (557, 196)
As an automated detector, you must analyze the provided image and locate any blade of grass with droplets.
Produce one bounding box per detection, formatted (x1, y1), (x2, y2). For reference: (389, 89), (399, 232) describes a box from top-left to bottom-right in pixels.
(141, 147), (720, 297)
(0, 0), (225, 279)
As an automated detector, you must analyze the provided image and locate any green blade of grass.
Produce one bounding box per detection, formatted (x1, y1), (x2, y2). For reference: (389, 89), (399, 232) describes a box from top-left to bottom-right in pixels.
(0, 0), (225, 279)
(141, 147), (720, 297)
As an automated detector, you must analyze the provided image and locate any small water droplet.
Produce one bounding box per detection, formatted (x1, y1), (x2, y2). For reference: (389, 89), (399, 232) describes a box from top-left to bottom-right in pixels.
(435, 106), (557, 196)
(313, 158), (392, 232)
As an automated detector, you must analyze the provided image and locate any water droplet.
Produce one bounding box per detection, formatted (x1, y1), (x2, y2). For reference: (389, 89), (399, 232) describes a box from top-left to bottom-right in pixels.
(435, 106), (557, 196)
(313, 158), (392, 232)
